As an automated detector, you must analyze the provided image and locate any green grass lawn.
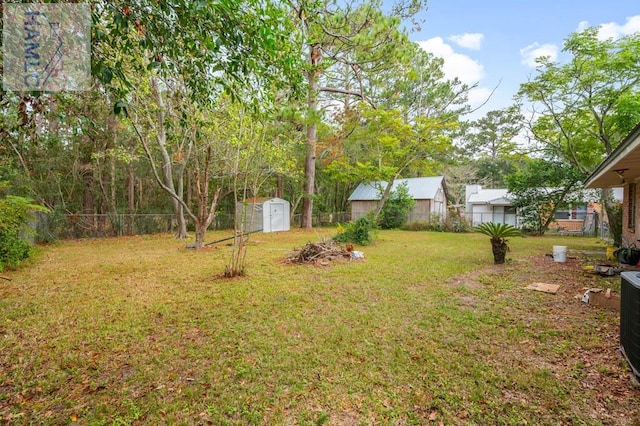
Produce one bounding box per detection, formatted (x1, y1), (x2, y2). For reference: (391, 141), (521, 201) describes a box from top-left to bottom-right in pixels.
(1, 230), (638, 425)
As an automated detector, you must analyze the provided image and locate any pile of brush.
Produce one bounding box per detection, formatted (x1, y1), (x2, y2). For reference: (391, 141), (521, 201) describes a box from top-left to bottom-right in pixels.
(286, 240), (353, 264)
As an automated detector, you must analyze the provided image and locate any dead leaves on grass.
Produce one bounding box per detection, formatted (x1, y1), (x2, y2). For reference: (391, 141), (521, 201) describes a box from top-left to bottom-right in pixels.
(447, 253), (640, 424)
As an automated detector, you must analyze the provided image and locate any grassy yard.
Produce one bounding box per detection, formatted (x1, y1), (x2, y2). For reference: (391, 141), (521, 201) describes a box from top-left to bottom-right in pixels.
(1, 229), (639, 425)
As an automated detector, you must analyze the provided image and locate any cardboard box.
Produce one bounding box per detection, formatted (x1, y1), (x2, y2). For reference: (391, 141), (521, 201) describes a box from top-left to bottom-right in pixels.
(587, 288), (620, 311)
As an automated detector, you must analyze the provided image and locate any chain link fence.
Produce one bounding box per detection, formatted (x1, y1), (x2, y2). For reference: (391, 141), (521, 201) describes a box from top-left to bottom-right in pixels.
(33, 212), (237, 242)
(290, 212), (350, 228)
(33, 211), (351, 241)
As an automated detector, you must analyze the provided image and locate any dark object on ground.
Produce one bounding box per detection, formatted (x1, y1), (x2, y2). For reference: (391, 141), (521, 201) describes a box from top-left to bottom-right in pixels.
(185, 229), (263, 249)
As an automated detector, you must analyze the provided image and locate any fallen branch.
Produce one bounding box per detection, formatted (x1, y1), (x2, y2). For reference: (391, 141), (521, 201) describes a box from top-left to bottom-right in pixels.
(0, 275), (11, 281)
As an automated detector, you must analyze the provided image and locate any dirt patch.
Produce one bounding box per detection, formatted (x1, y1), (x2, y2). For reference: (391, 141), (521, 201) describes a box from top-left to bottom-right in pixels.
(447, 265), (505, 289)
(448, 253), (640, 425)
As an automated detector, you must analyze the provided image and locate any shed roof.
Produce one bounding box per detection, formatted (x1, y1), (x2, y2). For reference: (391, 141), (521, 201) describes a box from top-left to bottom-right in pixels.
(241, 197), (288, 204)
(348, 177), (444, 201)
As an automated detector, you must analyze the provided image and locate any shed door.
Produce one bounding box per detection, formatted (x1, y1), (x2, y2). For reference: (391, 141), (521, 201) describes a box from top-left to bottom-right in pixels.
(269, 203), (285, 232)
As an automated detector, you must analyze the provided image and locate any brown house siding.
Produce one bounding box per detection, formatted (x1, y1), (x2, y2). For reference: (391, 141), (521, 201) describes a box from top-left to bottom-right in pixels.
(351, 200), (379, 221)
(407, 200), (432, 222)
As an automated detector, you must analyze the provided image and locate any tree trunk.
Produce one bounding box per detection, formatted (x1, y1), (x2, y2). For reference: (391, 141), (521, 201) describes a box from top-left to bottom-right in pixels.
(175, 170), (188, 238)
(128, 164), (135, 213)
(491, 239), (508, 264)
(374, 179), (395, 220)
(602, 187), (621, 245)
(194, 222), (206, 249)
(174, 199), (188, 239)
(150, 77), (188, 239)
(276, 173), (284, 199)
(301, 44), (320, 229)
(83, 170), (94, 215)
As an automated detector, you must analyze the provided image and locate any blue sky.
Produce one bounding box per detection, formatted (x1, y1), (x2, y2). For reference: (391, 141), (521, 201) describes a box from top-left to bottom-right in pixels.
(410, 0), (640, 118)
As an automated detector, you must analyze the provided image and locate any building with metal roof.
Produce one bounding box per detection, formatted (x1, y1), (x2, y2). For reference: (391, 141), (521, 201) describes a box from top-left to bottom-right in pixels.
(348, 177), (447, 223)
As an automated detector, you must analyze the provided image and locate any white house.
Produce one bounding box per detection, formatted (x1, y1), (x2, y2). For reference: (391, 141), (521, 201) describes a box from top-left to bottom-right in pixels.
(348, 177), (448, 223)
(465, 184), (619, 233)
(465, 185), (517, 226)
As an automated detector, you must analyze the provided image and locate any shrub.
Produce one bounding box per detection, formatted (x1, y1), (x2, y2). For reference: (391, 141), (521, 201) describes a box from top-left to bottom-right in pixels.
(474, 222), (522, 264)
(0, 232), (31, 271)
(334, 214), (377, 245)
(0, 195), (48, 271)
(378, 183), (415, 229)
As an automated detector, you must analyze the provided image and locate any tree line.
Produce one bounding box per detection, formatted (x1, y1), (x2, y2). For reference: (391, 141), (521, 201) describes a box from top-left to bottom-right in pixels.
(2, 1), (640, 249)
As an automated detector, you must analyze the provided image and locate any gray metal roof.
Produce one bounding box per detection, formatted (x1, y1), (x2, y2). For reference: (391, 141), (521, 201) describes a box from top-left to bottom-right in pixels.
(348, 177), (445, 201)
(467, 189), (511, 205)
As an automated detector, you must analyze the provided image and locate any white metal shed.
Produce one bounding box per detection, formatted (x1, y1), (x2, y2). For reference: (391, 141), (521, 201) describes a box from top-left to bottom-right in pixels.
(236, 197), (290, 233)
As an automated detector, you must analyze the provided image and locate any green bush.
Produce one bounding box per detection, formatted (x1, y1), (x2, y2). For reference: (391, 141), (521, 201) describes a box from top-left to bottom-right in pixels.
(0, 195), (48, 271)
(378, 183), (415, 229)
(0, 231), (31, 271)
(334, 214), (377, 245)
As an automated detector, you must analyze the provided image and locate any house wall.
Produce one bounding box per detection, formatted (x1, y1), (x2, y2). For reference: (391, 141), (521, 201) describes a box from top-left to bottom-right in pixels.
(350, 183), (448, 224)
(622, 182), (640, 244)
(467, 204), (493, 226)
(465, 184), (481, 213)
(351, 199), (444, 224)
(466, 205), (518, 227)
(550, 219), (584, 232)
(408, 200), (432, 223)
(433, 188), (447, 217)
(351, 200), (379, 221)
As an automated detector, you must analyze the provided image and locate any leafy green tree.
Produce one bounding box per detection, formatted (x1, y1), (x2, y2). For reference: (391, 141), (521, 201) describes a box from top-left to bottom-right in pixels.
(517, 28), (640, 235)
(518, 29), (640, 172)
(93, 0), (302, 106)
(464, 107), (523, 161)
(506, 159), (583, 235)
(474, 157), (520, 188)
(321, 39), (474, 218)
(460, 107), (525, 187)
(332, 104), (457, 218)
(291, 0), (423, 228)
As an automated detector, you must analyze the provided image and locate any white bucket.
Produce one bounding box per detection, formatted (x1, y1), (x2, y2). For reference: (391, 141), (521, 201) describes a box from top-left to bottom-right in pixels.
(553, 245), (567, 263)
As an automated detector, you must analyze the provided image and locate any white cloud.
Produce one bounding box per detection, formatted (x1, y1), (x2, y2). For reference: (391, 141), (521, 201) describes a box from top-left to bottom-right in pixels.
(417, 37), (484, 84)
(577, 15), (640, 40)
(466, 87), (494, 109)
(448, 33), (484, 50)
(520, 42), (558, 67)
(576, 20), (589, 32)
(597, 15), (640, 40)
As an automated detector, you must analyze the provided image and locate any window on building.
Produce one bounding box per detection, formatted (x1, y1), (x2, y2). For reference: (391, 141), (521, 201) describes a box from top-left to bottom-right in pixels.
(554, 204), (588, 220)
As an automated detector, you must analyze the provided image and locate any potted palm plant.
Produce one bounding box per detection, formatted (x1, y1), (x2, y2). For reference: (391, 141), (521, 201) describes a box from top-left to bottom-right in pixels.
(474, 222), (522, 264)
